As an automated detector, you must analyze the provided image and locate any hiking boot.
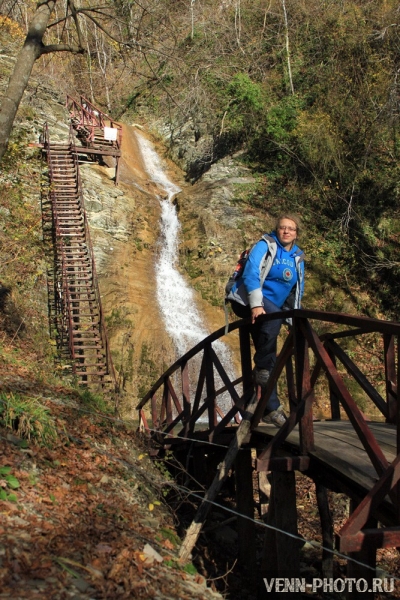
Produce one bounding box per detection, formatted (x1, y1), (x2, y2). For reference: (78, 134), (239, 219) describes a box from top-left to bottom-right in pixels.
(253, 368), (270, 388)
(262, 406), (287, 428)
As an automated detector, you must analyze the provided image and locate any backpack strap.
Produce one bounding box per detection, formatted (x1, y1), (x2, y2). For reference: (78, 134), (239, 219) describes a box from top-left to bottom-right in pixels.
(259, 234), (274, 287)
(224, 234), (273, 335)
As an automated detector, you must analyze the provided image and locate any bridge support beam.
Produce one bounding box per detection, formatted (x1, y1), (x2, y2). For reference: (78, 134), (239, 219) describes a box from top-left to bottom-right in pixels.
(346, 546), (376, 600)
(258, 468), (271, 519)
(346, 500), (377, 600)
(258, 470), (300, 599)
(315, 482), (334, 578)
(235, 448), (256, 585)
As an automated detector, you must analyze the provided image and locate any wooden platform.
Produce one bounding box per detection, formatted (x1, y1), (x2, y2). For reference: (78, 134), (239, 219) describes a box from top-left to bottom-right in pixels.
(255, 419), (397, 522)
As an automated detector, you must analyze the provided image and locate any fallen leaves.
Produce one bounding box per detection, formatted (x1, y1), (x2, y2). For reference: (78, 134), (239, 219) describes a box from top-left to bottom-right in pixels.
(0, 398), (223, 600)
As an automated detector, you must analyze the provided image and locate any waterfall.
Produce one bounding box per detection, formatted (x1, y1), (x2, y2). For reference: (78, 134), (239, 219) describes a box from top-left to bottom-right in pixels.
(135, 132), (236, 410)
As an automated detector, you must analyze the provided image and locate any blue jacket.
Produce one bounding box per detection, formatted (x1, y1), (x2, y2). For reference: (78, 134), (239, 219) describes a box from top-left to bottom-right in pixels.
(226, 233), (305, 309)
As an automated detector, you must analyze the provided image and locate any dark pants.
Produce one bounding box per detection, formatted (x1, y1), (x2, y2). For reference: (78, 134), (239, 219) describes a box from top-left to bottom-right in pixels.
(231, 298), (284, 412)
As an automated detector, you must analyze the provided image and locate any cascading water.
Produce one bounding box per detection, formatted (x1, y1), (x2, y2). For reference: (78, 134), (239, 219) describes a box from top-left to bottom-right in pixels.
(135, 132), (237, 411)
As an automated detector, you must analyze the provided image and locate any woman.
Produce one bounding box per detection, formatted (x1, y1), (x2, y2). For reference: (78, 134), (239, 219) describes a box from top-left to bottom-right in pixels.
(226, 214), (305, 427)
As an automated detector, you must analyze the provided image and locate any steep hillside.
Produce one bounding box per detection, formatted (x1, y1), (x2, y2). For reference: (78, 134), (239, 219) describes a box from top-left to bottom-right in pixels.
(0, 383), (224, 600)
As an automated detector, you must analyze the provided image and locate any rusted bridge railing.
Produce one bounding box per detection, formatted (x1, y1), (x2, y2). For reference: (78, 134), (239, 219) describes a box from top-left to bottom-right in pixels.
(66, 95), (122, 184)
(137, 309), (400, 560)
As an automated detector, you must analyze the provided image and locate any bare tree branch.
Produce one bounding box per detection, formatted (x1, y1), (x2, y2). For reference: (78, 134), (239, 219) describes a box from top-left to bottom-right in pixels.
(72, 9), (129, 46)
(41, 42), (84, 54)
(68, 0), (84, 49)
(360, 251), (400, 271)
(281, 0), (294, 95)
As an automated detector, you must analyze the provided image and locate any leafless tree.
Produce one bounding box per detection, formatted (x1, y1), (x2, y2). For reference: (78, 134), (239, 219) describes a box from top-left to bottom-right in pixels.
(0, 0), (130, 161)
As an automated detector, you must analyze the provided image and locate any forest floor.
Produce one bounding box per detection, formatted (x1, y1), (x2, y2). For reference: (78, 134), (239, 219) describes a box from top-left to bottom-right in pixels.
(0, 356), (222, 600)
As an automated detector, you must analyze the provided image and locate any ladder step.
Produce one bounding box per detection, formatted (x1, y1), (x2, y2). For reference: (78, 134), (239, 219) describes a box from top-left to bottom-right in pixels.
(57, 233), (86, 238)
(71, 331), (101, 337)
(58, 226), (85, 231)
(72, 340), (102, 346)
(71, 330), (101, 336)
(64, 291), (95, 295)
(53, 199), (80, 202)
(55, 211), (83, 215)
(57, 219), (84, 224)
(51, 173), (76, 177)
(74, 365), (107, 370)
(74, 370), (108, 376)
(72, 346), (103, 352)
(66, 294), (96, 298)
(71, 297), (96, 310)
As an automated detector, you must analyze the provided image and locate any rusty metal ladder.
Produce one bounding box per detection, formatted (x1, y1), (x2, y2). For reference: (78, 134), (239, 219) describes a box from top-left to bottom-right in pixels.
(42, 125), (116, 389)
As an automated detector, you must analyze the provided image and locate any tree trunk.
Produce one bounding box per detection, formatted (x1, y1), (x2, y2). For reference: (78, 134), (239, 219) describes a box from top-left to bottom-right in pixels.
(281, 0), (294, 95)
(0, 0), (57, 161)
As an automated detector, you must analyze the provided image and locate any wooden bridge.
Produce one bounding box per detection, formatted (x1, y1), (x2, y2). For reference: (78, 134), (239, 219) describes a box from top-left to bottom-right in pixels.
(137, 309), (400, 598)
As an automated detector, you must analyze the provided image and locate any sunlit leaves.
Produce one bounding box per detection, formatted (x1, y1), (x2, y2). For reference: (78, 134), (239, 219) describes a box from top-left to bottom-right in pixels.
(295, 110), (343, 177)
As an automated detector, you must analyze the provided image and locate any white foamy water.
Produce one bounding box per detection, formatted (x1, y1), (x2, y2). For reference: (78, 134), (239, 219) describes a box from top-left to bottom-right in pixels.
(135, 132), (237, 408)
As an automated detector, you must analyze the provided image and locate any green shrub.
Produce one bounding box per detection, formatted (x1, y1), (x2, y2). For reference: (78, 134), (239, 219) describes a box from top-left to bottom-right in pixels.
(77, 388), (113, 414)
(0, 466), (19, 502)
(0, 392), (57, 444)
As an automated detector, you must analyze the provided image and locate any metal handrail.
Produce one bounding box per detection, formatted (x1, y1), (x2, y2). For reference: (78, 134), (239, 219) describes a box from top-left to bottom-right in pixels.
(43, 127), (117, 388)
(66, 94), (122, 150)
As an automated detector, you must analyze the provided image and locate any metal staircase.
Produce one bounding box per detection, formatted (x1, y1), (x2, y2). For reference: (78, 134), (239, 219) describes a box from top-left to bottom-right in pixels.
(42, 123), (116, 388)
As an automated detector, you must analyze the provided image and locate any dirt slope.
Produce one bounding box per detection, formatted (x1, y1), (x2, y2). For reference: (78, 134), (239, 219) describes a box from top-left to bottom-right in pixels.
(0, 378), (223, 599)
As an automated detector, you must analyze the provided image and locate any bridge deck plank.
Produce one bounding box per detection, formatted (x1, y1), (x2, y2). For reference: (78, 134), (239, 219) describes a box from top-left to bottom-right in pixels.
(255, 421), (397, 513)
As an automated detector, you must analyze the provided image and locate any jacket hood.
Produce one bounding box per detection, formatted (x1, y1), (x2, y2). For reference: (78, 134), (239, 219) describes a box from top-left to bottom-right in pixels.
(270, 231), (303, 257)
